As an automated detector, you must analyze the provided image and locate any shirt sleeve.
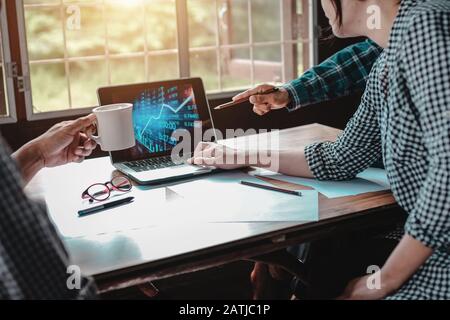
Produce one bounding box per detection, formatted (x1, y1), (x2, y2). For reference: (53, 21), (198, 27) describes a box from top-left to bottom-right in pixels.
(401, 11), (450, 250)
(0, 139), (97, 299)
(304, 57), (383, 181)
(283, 39), (382, 111)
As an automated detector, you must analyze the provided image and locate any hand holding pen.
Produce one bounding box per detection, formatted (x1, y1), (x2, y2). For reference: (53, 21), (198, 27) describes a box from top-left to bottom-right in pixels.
(215, 84), (291, 116)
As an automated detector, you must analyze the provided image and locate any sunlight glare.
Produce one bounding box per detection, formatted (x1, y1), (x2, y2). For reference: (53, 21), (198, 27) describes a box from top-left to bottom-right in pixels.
(108, 0), (143, 7)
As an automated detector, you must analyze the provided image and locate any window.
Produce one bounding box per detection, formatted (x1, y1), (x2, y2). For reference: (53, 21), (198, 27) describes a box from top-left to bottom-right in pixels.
(0, 25), (8, 118)
(0, 0), (17, 123)
(16, 0), (314, 120)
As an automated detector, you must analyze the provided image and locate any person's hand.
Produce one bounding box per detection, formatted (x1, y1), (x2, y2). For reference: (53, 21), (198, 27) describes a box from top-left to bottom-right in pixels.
(337, 275), (392, 300)
(250, 262), (294, 300)
(187, 142), (249, 170)
(33, 114), (97, 168)
(232, 84), (291, 116)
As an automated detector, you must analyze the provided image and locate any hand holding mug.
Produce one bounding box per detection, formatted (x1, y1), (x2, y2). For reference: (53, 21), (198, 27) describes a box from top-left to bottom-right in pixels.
(33, 114), (98, 168)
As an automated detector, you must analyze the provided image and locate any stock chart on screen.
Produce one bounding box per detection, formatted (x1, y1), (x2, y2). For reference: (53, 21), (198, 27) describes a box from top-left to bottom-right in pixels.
(132, 85), (200, 155)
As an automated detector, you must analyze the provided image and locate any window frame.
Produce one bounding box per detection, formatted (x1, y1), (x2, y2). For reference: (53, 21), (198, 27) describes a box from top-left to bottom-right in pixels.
(14, 0), (317, 121)
(17, 0), (104, 121)
(0, 0), (17, 124)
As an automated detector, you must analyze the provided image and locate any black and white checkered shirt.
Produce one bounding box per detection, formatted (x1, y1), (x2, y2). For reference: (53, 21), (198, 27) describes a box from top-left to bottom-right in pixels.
(305, 0), (450, 300)
(0, 139), (96, 299)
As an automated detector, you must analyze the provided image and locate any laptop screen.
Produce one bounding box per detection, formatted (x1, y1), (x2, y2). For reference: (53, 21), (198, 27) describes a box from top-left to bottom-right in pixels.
(133, 84), (200, 155)
(98, 78), (212, 164)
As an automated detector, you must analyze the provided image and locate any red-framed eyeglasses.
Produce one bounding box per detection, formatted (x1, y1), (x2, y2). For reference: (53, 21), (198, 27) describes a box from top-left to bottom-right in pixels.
(82, 176), (132, 202)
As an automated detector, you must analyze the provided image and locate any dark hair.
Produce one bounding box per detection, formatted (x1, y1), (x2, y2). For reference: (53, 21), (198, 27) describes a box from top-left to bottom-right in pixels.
(329, 0), (402, 26)
(329, 0), (344, 26)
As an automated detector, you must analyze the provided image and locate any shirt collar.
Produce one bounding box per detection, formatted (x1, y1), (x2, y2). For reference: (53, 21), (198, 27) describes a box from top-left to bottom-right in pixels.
(386, 0), (419, 52)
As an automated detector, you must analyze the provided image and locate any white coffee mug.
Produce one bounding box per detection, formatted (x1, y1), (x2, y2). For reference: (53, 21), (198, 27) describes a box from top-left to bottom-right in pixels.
(91, 103), (136, 152)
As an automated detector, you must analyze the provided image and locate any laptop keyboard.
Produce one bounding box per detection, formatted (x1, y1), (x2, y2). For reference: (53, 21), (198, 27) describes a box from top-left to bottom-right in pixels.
(124, 156), (182, 172)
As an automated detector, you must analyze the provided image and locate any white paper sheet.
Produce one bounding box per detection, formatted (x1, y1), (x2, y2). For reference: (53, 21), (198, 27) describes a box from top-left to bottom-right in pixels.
(45, 186), (176, 238)
(167, 171), (319, 222)
(252, 168), (390, 199)
(43, 167), (318, 237)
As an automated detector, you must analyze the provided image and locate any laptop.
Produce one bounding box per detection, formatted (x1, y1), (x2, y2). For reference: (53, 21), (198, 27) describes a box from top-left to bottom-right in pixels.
(97, 78), (218, 185)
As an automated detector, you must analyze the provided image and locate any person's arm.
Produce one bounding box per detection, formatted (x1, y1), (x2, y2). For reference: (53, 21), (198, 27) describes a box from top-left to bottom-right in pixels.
(399, 9), (450, 257)
(190, 63), (382, 178)
(12, 114), (97, 184)
(0, 140), (97, 299)
(381, 235), (433, 293)
(232, 39), (382, 116)
(284, 39), (382, 111)
(381, 11), (450, 294)
(12, 141), (44, 186)
(298, 66), (382, 181)
(338, 235), (432, 300)
(189, 142), (315, 178)
(191, 55), (384, 176)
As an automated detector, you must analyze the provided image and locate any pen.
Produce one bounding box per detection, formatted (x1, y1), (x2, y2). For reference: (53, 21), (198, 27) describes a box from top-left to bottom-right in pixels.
(78, 196), (135, 217)
(214, 87), (280, 110)
(240, 180), (302, 196)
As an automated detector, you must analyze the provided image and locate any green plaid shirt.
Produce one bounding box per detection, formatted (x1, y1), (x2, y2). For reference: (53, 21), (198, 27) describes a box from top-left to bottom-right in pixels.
(283, 39), (383, 110)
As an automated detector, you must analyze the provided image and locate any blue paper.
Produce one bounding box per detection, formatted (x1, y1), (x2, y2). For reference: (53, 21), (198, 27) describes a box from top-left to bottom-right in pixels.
(254, 168), (390, 199)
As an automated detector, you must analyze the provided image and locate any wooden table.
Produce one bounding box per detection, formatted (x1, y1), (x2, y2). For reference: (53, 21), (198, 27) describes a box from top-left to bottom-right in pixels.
(27, 124), (403, 293)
